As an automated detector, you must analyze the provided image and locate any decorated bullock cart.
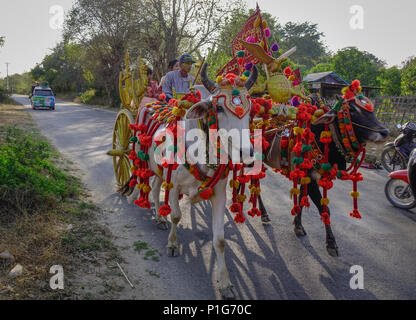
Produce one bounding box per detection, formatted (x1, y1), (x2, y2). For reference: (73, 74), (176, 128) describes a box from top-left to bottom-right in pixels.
(106, 6), (388, 298)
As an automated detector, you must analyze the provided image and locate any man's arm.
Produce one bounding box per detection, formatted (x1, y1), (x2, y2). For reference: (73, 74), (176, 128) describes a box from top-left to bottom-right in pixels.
(162, 72), (173, 101)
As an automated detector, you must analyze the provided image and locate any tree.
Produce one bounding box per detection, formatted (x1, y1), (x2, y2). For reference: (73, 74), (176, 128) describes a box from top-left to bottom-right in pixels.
(305, 61), (334, 75)
(275, 22), (329, 70)
(377, 66), (401, 96)
(131, 0), (242, 77)
(64, 0), (141, 106)
(30, 42), (88, 93)
(331, 47), (385, 86)
(401, 57), (416, 96)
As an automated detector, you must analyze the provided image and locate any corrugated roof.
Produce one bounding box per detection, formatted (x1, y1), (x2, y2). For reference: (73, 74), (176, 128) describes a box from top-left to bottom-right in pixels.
(303, 71), (333, 82)
(304, 71), (349, 85)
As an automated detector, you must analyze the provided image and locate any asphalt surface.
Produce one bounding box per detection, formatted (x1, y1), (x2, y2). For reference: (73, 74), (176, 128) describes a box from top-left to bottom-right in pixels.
(12, 95), (416, 300)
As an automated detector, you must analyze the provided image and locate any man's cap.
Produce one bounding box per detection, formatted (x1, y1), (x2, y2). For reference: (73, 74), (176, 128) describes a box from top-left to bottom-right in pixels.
(179, 54), (196, 64)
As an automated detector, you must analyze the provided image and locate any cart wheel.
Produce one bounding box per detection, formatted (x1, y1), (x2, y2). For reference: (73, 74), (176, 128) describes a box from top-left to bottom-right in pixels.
(107, 109), (134, 188)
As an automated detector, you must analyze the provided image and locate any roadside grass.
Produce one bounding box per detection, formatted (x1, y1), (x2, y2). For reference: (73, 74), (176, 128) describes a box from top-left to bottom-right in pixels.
(0, 101), (122, 299)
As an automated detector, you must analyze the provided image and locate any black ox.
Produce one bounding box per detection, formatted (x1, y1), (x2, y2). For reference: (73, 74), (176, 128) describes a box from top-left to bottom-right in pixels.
(257, 95), (389, 256)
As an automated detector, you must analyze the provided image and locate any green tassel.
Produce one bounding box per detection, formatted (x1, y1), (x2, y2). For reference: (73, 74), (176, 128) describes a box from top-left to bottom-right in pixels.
(237, 50), (245, 58)
(129, 136), (138, 143)
(292, 157), (304, 164)
(321, 163), (331, 171)
(280, 150), (288, 157)
(301, 144), (312, 152)
(333, 100), (341, 112)
(243, 70), (251, 77)
(351, 142), (359, 148)
(232, 89), (240, 96)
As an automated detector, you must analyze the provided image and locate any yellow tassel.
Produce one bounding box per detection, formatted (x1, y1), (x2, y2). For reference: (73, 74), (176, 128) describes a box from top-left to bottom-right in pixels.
(290, 188), (300, 198)
(320, 198), (330, 206)
(237, 194), (247, 203)
(300, 177), (311, 184)
(142, 185), (151, 193)
(281, 168), (288, 175)
(342, 87), (349, 95)
(131, 166), (138, 171)
(289, 75), (295, 81)
(162, 182), (174, 190)
(350, 191), (360, 198)
(294, 127), (304, 136)
(320, 131), (331, 139)
(229, 179), (240, 189)
(216, 76), (223, 83)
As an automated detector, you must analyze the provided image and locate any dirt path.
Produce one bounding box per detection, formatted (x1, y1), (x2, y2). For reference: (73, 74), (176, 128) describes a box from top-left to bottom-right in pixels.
(10, 94), (416, 300)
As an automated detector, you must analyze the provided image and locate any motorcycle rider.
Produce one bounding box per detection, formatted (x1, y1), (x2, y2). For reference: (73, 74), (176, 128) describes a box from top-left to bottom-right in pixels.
(396, 122), (416, 159)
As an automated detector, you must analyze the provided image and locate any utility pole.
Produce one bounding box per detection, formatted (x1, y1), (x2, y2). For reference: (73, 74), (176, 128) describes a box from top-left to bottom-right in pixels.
(5, 62), (10, 91)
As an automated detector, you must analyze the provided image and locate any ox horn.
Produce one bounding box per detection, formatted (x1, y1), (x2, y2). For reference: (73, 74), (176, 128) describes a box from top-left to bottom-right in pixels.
(201, 63), (217, 94)
(245, 65), (258, 91)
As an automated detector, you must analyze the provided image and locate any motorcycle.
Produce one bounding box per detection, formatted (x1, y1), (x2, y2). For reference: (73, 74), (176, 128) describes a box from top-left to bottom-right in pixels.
(385, 148), (416, 209)
(381, 122), (416, 172)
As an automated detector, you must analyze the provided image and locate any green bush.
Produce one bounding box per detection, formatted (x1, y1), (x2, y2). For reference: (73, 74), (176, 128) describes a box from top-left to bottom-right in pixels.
(0, 84), (8, 103)
(78, 89), (108, 106)
(0, 127), (80, 218)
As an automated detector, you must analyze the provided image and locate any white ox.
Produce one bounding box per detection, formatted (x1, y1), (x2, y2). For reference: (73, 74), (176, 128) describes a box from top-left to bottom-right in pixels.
(136, 64), (257, 299)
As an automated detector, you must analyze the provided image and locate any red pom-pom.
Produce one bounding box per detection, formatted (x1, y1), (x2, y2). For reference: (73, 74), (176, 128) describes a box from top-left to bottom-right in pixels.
(300, 196), (310, 208)
(284, 67), (292, 77)
(291, 205), (301, 215)
(159, 204), (172, 216)
(129, 178), (138, 188)
(230, 203), (241, 213)
(293, 142), (303, 153)
(128, 151), (137, 160)
(199, 188), (213, 200)
(350, 80), (360, 91)
(234, 212), (245, 223)
(248, 208), (261, 217)
(280, 138), (289, 149)
(321, 212), (331, 225)
(350, 209), (362, 219)
(159, 93), (166, 101)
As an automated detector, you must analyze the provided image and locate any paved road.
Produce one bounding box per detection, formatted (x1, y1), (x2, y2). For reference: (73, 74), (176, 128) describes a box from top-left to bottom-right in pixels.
(12, 95), (416, 299)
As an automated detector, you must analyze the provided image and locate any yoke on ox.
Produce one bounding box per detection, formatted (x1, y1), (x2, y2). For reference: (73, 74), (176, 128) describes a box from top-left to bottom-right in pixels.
(123, 63), (258, 299)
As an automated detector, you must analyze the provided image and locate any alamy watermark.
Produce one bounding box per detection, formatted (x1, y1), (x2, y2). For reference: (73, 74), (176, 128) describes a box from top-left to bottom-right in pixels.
(151, 122), (263, 175)
(49, 5), (65, 31)
(50, 265), (64, 289)
(349, 265), (364, 290)
(349, 5), (364, 30)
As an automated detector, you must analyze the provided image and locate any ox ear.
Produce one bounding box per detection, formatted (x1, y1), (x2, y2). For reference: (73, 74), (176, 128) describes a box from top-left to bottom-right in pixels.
(185, 101), (211, 120)
(312, 110), (337, 125)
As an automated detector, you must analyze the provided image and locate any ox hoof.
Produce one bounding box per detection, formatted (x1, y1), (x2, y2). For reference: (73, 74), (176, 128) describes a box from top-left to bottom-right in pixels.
(294, 225), (307, 237)
(261, 213), (271, 223)
(326, 245), (339, 257)
(220, 286), (236, 300)
(167, 246), (179, 257)
(156, 220), (169, 230)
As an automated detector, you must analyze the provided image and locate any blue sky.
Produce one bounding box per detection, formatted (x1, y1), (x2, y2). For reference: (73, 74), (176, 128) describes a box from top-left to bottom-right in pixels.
(0, 0), (414, 76)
